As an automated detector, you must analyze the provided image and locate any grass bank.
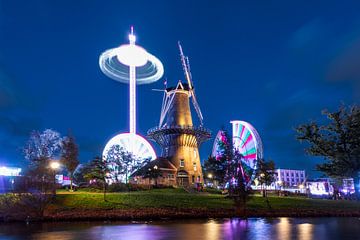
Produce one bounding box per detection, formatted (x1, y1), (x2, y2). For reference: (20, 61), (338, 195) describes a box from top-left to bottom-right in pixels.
(42, 188), (360, 221)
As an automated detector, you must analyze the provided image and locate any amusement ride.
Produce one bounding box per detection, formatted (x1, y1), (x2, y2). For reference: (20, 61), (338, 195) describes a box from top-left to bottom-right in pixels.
(212, 121), (263, 187)
(99, 27), (163, 163)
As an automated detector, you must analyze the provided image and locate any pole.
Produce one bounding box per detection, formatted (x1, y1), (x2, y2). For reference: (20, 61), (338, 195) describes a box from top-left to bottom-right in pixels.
(129, 27), (136, 135)
(129, 65), (136, 134)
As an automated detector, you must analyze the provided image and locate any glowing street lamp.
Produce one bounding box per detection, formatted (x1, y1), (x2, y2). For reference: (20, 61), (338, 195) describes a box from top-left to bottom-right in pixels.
(207, 173), (213, 179)
(50, 161), (60, 170)
(49, 161), (60, 196)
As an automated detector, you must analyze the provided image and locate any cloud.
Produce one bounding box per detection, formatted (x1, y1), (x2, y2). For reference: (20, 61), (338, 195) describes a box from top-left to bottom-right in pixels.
(261, 91), (328, 175)
(0, 113), (41, 137)
(289, 19), (325, 50)
(326, 37), (360, 100)
(0, 69), (19, 109)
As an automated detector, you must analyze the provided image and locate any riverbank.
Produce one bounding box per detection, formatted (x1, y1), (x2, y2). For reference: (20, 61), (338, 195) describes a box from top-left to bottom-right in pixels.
(2, 188), (360, 221)
(45, 188), (360, 221)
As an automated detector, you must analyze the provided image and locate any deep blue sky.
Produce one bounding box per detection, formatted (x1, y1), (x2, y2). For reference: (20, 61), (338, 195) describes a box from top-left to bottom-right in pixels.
(0, 1), (359, 177)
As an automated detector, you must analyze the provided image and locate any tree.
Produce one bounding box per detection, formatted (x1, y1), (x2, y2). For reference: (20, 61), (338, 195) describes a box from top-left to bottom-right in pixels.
(61, 133), (79, 191)
(296, 105), (360, 197)
(206, 128), (254, 215)
(203, 130), (232, 187)
(105, 145), (142, 184)
(73, 164), (87, 186)
(203, 156), (227, 187)
(140, 164), (162, 187)
(255, 158), (276, 197)
(23, 129), (63, 193)
(225, 150), (251, 215)
(84, 156), (109, 201)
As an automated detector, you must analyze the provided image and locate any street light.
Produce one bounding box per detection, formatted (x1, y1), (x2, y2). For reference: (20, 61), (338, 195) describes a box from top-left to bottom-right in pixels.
(49, 161), (60, 196)
(207, 173), (213, 179)
(50, 161), (60, 170)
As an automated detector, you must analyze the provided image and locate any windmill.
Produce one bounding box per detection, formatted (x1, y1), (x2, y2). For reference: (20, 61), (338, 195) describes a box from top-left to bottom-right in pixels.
(147, 42), (210, 186)
(158, 42), (204, 128)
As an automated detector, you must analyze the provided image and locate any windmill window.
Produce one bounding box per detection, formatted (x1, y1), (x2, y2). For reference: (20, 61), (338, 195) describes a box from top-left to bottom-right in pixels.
(180, 159), (185, 167)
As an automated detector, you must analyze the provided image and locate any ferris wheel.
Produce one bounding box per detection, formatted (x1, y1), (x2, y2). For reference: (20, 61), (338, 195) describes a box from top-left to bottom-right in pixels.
(102, 133), (156, 161)
(212, 120), (263, 187)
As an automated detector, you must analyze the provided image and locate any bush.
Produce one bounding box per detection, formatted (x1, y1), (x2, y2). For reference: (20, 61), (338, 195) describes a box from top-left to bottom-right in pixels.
(205, 187), (222, 195)
(107, 183), (129, 192)
(0, 192), (52, 221)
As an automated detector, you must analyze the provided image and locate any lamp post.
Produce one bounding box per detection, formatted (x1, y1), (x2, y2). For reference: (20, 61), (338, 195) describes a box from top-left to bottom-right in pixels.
(50, 161), (60, 196)
(299, 184), (304, 194)
(153, 165), (158, 186)
(277, 180), (283, 196)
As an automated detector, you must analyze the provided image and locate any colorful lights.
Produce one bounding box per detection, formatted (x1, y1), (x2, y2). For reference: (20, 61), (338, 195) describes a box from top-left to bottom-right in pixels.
(0, 166), (21, 176)
(211, 120), (263, 188)
(231, 120), (263, 187)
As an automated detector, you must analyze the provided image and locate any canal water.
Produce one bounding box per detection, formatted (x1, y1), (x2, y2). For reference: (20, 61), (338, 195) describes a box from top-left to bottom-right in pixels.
(0, 218), (359, 240)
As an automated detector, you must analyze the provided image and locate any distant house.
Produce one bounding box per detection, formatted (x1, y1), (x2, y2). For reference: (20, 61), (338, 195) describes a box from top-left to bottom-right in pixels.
(130, 157), (177, 186)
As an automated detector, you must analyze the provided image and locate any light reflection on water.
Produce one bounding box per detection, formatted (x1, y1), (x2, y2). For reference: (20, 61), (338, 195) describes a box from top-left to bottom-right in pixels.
(0, 218), (359, 240)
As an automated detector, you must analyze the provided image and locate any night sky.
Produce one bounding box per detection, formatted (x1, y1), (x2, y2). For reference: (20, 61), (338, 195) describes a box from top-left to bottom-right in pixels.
(0, 1), (359, 177)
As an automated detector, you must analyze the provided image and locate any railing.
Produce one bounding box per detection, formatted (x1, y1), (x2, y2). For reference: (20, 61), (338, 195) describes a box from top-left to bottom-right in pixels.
(147, 125), (211, 135)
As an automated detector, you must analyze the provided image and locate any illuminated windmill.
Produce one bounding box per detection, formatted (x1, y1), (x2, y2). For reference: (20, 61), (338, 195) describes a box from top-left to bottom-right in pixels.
(147, 42), (211, 186)
(99, 27), (164, 168)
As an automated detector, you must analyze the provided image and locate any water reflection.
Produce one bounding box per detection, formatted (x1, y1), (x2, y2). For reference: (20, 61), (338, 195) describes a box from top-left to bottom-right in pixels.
(297, 223), (313, 240)
(0, 218), (359, 240)
(276, 217), (291, 240)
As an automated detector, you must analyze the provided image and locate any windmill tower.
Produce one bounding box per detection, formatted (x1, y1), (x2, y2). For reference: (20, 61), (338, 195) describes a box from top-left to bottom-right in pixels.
(147, 42), (211, 186)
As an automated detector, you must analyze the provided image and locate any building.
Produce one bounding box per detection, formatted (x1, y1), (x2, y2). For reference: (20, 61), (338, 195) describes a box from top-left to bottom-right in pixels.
(146, 82), (211, 187)
(275, 169), (306, 188)
(306, 178), (333, 196)
(0, 166), (22, 193)
(130, 158), (177, 186)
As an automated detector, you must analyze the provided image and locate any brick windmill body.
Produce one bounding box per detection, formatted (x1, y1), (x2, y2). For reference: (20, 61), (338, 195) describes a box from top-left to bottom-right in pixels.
(148, 43), (211, 187)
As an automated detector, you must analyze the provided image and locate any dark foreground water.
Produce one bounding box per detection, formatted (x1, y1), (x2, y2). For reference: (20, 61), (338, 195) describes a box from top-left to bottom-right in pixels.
(0, 218), (359, 240)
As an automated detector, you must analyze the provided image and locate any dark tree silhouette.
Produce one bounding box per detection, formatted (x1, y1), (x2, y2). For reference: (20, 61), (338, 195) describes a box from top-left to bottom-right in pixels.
(61, 133), (79, 191)
(202, 155), (227, 186)
(296, 105), (360, 198)
(255, 158), (276, 197)
(84, 156), (110, 201)
(203, 129), (232, 187)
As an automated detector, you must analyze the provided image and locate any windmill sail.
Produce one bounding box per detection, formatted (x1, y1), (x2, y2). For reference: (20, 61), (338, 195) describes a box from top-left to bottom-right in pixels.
(178, 41), (204, 126)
